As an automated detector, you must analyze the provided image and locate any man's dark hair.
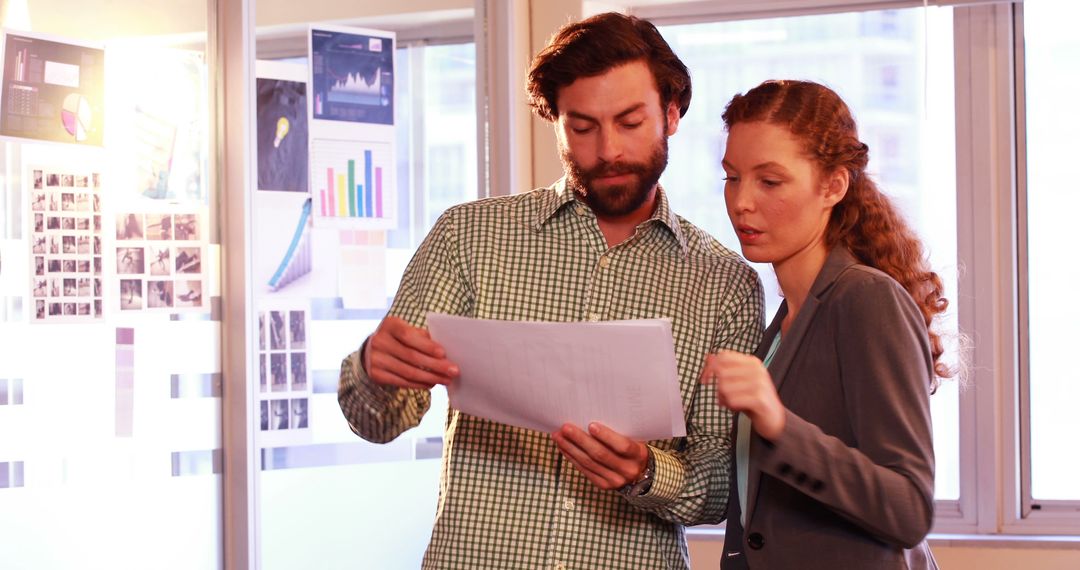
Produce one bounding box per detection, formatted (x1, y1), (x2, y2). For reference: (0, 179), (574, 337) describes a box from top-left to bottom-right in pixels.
(526, 12), (692, 122)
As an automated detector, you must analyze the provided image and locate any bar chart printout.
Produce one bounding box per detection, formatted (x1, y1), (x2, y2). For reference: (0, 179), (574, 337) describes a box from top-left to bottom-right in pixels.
(311, 138), (394, 228)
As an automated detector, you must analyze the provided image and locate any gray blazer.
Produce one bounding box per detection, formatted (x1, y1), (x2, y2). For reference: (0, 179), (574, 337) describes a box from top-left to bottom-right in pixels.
(721, 247), (938, 569)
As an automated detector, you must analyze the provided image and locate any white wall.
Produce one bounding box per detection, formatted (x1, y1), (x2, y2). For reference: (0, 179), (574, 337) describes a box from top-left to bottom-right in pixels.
(257, 0), (471, 27)
(22, 0), (206, 40)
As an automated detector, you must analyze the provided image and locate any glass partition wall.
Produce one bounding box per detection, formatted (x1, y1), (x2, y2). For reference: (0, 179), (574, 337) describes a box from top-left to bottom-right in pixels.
(250, 3), (477, 569)
(0, 0), (222, 568)
(0, 1), (477, 567)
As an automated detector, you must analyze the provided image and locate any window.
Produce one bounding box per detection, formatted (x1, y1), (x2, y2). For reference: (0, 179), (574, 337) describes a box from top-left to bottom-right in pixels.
(1022, 0), (1080, 504)
(644, 0), (1080, 538)
(657, 6), (961, 502)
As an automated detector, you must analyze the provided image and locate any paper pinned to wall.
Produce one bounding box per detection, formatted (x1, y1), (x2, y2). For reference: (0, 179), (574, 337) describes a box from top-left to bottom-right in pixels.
(338, 231), (387, 309)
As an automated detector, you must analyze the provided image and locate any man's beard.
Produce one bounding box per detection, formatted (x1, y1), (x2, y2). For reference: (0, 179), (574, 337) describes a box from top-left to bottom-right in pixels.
(561, 135), (669, 218)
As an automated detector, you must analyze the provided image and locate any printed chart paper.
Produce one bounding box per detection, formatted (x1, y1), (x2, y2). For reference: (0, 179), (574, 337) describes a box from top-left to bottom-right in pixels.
(1, 33), (104, 146)
(426, 314), (686, 441)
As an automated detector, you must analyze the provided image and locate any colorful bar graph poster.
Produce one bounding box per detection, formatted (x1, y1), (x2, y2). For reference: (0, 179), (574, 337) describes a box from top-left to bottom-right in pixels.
(0, 32), (104, 146)
(310, 138), (395, 229)
(310, 27), (393, 125)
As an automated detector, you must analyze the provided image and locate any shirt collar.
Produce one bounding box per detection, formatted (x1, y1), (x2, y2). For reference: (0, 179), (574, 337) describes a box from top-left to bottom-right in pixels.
(533, 177), (689, 255)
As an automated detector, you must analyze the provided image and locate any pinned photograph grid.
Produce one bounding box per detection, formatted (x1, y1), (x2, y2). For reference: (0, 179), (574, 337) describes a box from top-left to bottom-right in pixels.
(257, 308), (309, 431)
(114, 211), (206, 312)
(28, 166), (103, 323)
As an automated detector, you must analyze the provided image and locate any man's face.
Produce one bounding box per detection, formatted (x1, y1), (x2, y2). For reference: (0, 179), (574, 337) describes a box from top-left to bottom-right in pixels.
(554, 60), (680, 219)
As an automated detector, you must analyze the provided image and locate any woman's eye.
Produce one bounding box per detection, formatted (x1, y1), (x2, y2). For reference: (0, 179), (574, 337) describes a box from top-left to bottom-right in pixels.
(762, 179), (781, 188)
(722, 176), (739, 184)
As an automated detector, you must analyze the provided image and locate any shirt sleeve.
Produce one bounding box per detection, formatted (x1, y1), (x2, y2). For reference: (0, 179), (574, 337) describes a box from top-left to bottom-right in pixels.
(753, 275), (936, 548)
(337, 210), (473, 444)
(627, 261), (765, 524)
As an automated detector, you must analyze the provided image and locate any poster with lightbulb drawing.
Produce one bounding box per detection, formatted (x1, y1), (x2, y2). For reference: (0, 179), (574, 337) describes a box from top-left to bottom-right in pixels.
(253, 61), (317, 296)
(257, 76), (308, 193)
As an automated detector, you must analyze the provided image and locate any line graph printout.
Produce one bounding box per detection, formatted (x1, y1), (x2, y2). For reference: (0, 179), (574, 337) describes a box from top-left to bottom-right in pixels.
(310, 28), (393, 125)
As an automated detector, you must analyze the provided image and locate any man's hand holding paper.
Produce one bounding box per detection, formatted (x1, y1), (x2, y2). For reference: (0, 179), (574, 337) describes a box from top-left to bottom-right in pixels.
(363, 316), (459, 390)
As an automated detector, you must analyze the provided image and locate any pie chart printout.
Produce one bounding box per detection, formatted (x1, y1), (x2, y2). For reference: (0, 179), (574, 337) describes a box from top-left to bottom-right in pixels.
(60, 93), (92, 142)
(0, 33), (104, 145)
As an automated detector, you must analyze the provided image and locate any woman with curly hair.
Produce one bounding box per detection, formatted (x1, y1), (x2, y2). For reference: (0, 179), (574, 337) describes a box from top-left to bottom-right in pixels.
(702, 80), (948, 569)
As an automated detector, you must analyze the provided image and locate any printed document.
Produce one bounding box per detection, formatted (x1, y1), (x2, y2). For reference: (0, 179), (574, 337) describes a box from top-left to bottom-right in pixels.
(426, 313), (686, 440)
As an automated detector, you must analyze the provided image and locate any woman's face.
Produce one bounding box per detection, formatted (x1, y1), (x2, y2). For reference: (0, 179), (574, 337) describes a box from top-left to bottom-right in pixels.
(721, 121), (844, 268)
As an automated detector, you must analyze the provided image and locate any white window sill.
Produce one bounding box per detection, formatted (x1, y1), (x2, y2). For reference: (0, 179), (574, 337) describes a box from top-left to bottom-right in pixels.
(687, 528), (1080, 549)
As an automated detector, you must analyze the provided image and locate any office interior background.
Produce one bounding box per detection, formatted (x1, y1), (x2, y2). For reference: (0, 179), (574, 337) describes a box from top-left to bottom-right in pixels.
(0, 0), (1076, 568)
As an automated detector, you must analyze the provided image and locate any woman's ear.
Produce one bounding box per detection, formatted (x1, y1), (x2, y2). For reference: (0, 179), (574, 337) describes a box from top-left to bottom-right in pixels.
(823, 168), (850, 207)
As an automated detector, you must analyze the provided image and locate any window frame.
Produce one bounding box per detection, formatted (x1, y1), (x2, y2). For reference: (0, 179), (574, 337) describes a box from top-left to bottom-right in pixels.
(1010, 1), (1080, 533)
(629, 0), (1080, 538)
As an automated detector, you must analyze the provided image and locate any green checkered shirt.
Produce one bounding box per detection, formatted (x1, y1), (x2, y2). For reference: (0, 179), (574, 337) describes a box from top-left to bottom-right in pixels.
(339, 180), (764, 570)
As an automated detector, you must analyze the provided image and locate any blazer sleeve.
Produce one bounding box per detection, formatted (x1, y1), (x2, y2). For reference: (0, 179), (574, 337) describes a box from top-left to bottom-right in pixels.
(754, 274), (936, 548)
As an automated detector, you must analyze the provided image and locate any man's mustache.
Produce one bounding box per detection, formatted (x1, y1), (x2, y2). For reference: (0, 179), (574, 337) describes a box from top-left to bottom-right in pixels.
(584, 162), (645, 179)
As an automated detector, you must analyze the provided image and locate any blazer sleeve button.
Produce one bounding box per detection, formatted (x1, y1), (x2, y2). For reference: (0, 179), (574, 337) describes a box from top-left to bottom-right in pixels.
(778, 462), (792, 476)
(747, 532), (765, 550)
(811, 480), (825, 493)
(795, 472), (808, 485)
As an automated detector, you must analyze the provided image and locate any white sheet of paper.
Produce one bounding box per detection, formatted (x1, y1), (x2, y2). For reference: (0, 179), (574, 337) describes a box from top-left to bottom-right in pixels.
(426, 313), (687, 441)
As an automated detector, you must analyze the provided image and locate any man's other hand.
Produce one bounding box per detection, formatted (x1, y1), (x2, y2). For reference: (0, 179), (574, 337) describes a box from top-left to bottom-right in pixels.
(363, 316), (459, 390)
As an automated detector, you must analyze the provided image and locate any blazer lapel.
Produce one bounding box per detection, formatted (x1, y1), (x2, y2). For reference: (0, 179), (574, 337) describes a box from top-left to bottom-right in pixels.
(742, 247), (861, 524)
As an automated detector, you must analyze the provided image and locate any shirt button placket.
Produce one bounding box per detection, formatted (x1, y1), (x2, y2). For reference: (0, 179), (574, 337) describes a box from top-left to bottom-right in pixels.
(587, 254), (611, 323)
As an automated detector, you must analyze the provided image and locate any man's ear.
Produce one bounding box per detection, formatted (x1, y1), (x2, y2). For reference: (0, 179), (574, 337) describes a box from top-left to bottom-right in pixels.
(823, 168), (850, 207)
(665, 102), (681, 136)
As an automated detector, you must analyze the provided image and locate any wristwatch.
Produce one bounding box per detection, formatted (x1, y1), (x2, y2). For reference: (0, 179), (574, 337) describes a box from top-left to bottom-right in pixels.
(620, 451), (655, 497)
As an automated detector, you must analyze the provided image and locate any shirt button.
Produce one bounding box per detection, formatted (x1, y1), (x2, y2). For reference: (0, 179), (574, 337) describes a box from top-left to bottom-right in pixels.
(555, 563), (567, 570)
(599, 256), (610, 269)
(747, 532), (765, 550)
(574, 205), (586, 215)
(563, 498), (575, 511)
(587, 313), (600, 322)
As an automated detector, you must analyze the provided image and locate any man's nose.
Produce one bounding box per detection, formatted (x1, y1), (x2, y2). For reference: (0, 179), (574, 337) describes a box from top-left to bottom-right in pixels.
(597, 127), (623, 163)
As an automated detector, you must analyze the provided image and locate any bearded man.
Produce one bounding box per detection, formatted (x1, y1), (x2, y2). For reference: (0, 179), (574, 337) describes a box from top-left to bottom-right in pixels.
(338, 12), (764, 570)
